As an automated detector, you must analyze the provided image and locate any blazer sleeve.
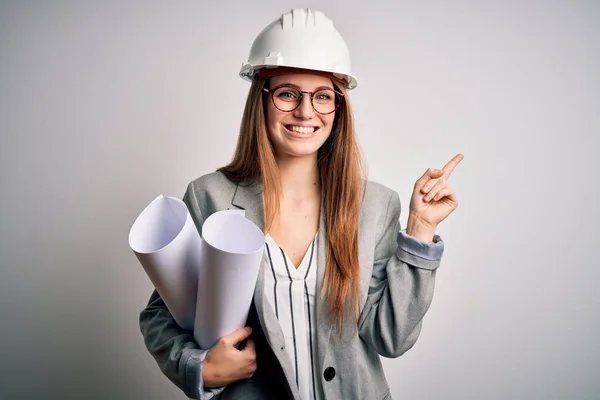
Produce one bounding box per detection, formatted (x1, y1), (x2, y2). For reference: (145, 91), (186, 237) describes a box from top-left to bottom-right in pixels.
(138, 183), (226, 399)
(357, 190), (444, 358)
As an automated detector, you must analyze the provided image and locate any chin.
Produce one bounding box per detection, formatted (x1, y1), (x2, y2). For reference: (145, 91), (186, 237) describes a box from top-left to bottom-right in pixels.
(280, 145), (322, 158)
(271, 128), (330, 158)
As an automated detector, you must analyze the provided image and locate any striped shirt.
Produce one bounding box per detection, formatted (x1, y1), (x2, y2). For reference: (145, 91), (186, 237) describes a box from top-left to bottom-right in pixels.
(264, 233), (323, 400)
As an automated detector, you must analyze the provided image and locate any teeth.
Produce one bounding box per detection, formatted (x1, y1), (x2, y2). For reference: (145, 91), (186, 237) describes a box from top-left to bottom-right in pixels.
(289, 125), (316, 134)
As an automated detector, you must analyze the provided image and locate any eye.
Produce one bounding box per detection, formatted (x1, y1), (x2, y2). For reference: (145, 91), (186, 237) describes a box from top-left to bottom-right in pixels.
(274, 87), (300, 101)
(314, 90), (334, 103)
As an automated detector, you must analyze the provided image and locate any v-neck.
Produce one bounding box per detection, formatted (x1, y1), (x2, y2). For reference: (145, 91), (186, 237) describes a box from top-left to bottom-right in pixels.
(265, 233), (318, 278)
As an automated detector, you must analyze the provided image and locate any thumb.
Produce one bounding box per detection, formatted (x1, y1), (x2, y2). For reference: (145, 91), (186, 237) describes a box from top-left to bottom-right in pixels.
(223, 326), (253, 347)
(243, 337), (256, 354)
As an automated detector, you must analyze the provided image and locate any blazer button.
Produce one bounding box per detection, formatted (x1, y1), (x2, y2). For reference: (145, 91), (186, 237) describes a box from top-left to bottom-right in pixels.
(324, 367), (335, 381)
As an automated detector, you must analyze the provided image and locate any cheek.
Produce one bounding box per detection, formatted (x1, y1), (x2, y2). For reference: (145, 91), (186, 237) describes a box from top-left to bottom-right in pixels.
(266, 105), (285, 131)
(264, 110), (278, 143)
(322, 114), (336, 131)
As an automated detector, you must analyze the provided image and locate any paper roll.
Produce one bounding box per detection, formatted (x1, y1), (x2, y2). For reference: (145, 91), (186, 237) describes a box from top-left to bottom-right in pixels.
(128, 195), (201, 330)
(194, 211), (265, 349)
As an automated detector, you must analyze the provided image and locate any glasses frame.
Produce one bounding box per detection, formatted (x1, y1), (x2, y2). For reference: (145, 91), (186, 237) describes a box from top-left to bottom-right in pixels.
(263, 84), (345, 115)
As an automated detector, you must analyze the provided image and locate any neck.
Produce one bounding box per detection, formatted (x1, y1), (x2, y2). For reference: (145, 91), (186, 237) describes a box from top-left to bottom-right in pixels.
(276, 153), (320, 201)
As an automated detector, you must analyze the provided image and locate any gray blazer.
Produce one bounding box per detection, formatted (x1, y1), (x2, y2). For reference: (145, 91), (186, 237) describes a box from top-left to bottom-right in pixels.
(139, 171), (445, 400)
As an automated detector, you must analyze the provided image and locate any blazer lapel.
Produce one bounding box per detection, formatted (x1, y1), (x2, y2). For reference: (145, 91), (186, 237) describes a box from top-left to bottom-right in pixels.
(230, 180), (299, 398)
(230, 179), (265, 229)
(315, 198), (333, 371)
(314, 197), (372, 370)
(229, 180), (274, 338)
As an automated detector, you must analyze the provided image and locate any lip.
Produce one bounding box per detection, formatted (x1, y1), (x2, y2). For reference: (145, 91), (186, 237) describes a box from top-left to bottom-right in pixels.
(283, 124), (321, 139)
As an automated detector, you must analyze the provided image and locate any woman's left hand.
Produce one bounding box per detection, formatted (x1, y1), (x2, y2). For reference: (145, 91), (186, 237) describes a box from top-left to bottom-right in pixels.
(407, 154), (464, 240)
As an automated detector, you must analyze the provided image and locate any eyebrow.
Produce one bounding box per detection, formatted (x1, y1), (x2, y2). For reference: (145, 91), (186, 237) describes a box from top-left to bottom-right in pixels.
(278, 83), (335, 91)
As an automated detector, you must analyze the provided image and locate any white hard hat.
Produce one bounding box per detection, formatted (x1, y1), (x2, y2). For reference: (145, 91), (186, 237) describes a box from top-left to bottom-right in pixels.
(239, 8), (358, 90)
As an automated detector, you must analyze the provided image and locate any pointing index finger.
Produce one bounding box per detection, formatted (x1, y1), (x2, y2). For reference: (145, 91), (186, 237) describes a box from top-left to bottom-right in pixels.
(441, 153), (464, 177)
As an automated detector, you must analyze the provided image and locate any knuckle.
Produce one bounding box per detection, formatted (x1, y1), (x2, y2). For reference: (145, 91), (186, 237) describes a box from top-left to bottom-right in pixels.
(249, 362), (257, 374)
(245, 363), (257, 378)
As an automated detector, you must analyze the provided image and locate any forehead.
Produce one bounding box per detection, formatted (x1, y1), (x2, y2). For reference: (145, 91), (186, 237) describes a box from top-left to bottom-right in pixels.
(269, 73), (334, 90)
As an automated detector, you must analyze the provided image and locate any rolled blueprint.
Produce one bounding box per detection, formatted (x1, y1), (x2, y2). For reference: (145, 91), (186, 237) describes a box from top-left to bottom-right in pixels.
(194, 211), (265, 349)
(128, 194), (265, 349)
(128, 195), (201, 330)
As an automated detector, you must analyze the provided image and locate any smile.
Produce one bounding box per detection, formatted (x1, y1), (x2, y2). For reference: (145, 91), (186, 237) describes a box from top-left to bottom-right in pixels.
(285, 125), (319, 134)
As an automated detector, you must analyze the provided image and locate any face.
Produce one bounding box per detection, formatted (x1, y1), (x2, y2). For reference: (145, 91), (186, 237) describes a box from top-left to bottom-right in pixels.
(265, 73), (339, 160)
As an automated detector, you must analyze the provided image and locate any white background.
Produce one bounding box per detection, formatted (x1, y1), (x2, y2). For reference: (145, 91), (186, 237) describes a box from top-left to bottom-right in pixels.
(0, 1), (598, 398)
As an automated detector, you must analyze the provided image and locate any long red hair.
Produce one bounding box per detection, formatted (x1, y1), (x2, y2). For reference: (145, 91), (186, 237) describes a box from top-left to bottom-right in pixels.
(218, 76), (366, 330)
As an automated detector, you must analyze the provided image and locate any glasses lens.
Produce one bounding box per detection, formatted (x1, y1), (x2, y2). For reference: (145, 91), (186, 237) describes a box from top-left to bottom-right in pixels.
(312, 89), (337, 114)
(272, 87), (302, 112)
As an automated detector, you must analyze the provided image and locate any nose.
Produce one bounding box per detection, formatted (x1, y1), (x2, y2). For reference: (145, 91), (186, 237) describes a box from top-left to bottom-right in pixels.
(292, 93), (315, 119)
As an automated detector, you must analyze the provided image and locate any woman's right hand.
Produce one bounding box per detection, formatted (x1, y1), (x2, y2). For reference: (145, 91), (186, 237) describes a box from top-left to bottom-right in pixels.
(202, 326), (257, 388)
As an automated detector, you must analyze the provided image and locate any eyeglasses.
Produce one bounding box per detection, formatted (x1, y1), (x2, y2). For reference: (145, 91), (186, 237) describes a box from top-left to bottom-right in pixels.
(263, 85), (344, 115)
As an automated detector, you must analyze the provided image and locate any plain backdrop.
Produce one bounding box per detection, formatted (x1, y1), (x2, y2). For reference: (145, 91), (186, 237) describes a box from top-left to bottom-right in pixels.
(1, 1), (598, 399)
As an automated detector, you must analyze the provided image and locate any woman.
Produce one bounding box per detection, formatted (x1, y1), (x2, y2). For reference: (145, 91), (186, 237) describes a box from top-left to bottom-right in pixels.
(139, 8), (463, 400)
